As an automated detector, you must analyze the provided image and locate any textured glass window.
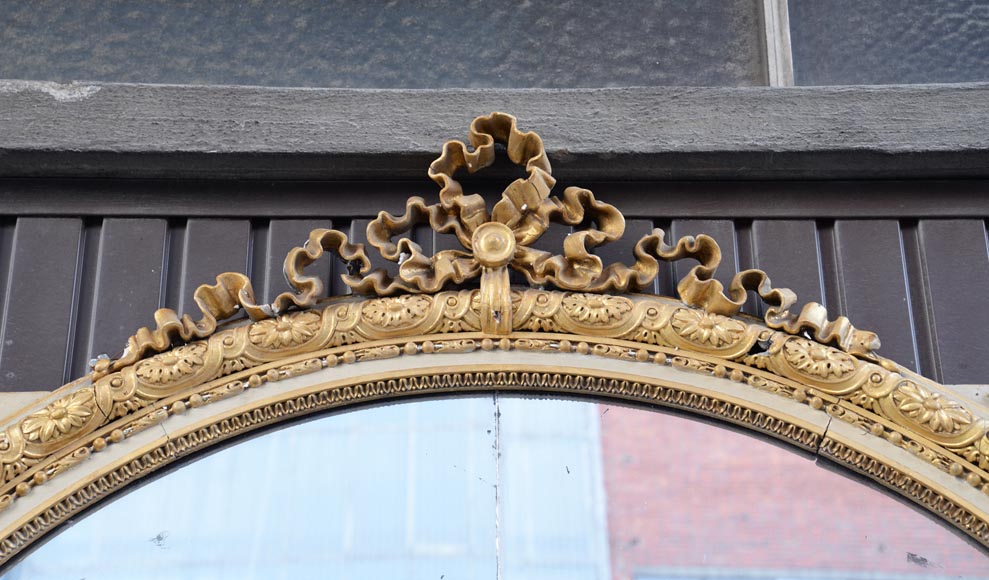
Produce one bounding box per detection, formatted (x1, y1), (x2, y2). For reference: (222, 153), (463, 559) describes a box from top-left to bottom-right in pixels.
(0, 1), (766, 88)
(790, 0), (989, 85)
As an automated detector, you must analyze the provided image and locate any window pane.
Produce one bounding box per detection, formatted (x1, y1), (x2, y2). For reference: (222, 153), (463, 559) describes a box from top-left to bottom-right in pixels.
(0, 1), (766, 88)
(790, 0), (989, 85)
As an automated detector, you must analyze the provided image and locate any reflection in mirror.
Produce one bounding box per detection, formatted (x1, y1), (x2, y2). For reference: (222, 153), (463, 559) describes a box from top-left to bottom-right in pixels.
(3, 396), (987, 579)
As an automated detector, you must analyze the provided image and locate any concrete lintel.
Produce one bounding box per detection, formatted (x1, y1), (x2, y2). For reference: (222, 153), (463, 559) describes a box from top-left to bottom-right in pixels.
(0, 81), (987, 180)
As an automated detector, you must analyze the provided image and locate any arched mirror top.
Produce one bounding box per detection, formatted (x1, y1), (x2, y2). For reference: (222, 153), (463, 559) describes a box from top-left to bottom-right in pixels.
(8, 395), (989, 579)
(0, 113), (986, 569)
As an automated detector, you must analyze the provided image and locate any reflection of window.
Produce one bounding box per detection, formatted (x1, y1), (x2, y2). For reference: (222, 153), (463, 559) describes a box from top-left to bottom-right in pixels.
(4, 397), (610, 579)
(500, 397), (610, 579)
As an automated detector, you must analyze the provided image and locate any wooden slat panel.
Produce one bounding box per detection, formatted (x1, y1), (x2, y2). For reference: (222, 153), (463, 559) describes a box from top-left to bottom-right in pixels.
(0, 220), (15, 357)
(72, 219), (169, 378)
(67, 221), (101, 380)
(431, 228), (464, 255)
(750, 220), (824, 315)
(917, 220), (989, 384)
(901, 222), (938, 381)
(166, 219), (251, 315)
(411, 224), (435, 255)
(826, 220), (917, 372)
(0, 218), (82, 391)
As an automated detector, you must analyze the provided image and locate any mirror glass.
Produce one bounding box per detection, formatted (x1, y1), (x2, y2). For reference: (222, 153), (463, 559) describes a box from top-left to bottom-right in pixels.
(4, 395), (987, 579)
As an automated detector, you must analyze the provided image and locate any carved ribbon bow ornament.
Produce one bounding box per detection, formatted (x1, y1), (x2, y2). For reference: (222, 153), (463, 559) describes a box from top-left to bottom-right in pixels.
(95, 112), (880, 377)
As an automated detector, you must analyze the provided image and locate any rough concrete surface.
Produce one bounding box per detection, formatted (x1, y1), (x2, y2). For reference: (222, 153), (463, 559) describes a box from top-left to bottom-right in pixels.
(1, 82), (987, 179)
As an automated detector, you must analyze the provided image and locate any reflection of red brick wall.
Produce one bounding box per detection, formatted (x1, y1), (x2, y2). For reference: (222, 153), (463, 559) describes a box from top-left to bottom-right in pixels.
(599, 404), (989, 580)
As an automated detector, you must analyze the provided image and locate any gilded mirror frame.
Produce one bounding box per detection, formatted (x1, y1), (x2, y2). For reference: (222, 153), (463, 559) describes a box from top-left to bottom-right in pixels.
(1, 114), (987, 567)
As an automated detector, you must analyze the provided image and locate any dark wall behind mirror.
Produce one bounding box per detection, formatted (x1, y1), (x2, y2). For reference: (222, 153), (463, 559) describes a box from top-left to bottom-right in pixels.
(4, 396), (986, 579)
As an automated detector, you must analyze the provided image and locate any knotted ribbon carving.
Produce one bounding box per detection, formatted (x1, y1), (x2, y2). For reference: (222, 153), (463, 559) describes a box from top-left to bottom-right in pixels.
(94, 113), (879, 378)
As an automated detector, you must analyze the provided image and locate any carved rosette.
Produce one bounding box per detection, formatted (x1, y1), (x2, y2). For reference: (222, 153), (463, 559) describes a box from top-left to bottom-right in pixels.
(127, 341), (221, 400)
(20, 389), (98, 447)
(248, 311), (322, 349)
(782, 337), (857, 380)
(135, 343), (208, 385)
(893, 381), (973, 435)
(561, 293), (633, 326)
(668, 308), (747, 351)
(868, 379), (985, 448)
(762, 336), (867, 394)
(361, 295), (433, 330)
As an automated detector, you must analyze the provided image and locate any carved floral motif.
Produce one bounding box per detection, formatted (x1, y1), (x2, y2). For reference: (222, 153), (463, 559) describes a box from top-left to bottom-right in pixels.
(21, 389), (95, 444)
(361, 295), (432, 328)
(562, 293), (632, 324)
(781, 337), (856, 380)
(893, 380), (973, 435)
(135, 343), (208, 384)
(670, 308), (745, 348)
(248, 311), (321, 348)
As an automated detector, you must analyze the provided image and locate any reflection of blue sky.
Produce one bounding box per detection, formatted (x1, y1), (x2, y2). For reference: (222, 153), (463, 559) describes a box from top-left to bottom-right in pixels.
(2, 396), (610, 580)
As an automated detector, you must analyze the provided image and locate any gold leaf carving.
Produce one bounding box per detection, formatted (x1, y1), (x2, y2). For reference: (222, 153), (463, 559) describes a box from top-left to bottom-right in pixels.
(202, 382), (246, 405)
(21, 389), (96, 444)
(893, 380), (973, 435)
(95, 272), (260, 377)
(513, 338), (558, 352)
(355, 345), (402, 362)
(361, 295), (432, 329)
(45, 447), (91, 479)
(435, 339), (477, 353)
(248, 311), (321, 349)
(561, 293), (633, 324)
(670, 308), (746, 349)
(5, 289), (985, 510)
(781, 337), (856, 381)
(135, 342), (208, 385)
(593, 343), (638, 362)
(97, 114), (880, 377)
(125, 409), (169, 436)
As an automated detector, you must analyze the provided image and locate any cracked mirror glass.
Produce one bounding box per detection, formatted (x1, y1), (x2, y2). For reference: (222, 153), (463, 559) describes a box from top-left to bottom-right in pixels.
(3, 396), (987, 579)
